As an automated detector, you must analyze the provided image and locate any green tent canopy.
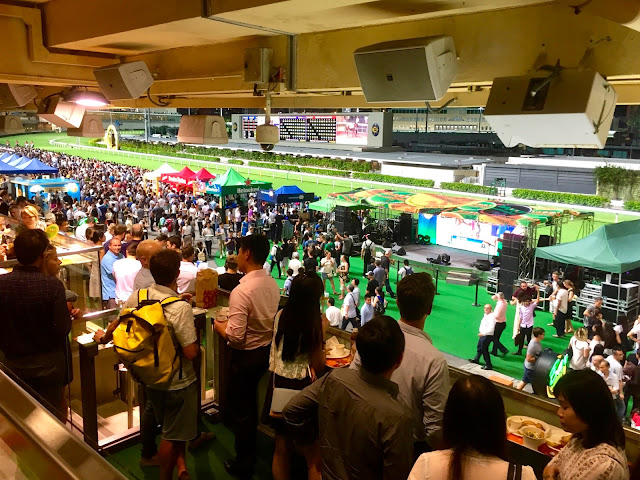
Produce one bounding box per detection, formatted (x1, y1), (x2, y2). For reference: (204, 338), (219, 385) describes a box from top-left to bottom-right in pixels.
(204, 168), (271, 196)
(535, 219), (640, 273)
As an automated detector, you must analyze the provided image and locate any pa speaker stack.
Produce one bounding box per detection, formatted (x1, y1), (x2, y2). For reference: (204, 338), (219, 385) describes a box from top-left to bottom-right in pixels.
(497, 233), (525, 298)
(398, 213), (412, 245)
(334, 206), (361, 236)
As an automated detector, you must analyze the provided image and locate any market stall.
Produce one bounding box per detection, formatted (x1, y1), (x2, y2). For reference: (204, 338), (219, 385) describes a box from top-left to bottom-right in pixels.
(11, 177), (81, 202)
(160, 166), (198, 189)
(142, 162), (178, 194)
(257, 185), (316, 204)
(204, 168), (271, 208)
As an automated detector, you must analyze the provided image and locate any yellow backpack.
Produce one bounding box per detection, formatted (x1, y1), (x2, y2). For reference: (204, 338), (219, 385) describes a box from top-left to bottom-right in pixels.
(112, 289), (186, 388)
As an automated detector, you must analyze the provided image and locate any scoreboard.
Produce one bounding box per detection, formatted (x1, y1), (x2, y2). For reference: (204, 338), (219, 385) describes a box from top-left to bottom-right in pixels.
(239, 114), (368, 146)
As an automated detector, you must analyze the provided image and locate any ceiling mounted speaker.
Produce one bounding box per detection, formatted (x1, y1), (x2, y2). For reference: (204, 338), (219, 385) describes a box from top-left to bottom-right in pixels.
(354, 36), (457, 102)
(484, 69), (616, 148)
(0, 84), (37, 108)
(37, 97), (85, 129)
(67, 114), (105, 137)
(94, 61), (154, 100)
(0, 116), (25, 134)
(177, 115), (228, 144)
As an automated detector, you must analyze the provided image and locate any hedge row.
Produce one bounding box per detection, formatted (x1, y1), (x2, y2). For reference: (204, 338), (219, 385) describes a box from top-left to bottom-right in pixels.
(624, 201), (640, 212)
(512, 189), (610, 207)
(227, 159), (244, 165)
(118, 140), (372, 172)
(353, 173), (435, 188)
(440, 182), (497, 195)
(247, 161), (345, 177)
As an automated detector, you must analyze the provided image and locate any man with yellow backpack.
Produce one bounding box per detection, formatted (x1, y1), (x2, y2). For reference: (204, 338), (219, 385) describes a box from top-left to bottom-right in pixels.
(94, 249), (198, 480)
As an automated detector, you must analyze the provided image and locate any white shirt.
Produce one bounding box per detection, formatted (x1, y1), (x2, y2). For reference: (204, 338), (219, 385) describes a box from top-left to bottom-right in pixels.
(325, 305), (342, 327)
(177, 261), (198, 294)
(409, 450), (536, 480)
(569, 336), (589, 370)
(608, 356), (624, 384)
(75, 223), (91, 241)
(629, 323), (640, 350)
(113, 257), (142, 303)
(556, 288), (569, 314)
(288, 258), (302, 276)
(479, 313), (496, 336)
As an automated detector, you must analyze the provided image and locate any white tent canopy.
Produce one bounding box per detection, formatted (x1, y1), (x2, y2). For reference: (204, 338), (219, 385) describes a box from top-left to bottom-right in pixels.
(143, 163), (178, 181)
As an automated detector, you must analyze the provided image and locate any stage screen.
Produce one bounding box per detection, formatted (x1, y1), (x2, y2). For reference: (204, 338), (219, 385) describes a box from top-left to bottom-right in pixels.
(435, 217), (515, 255)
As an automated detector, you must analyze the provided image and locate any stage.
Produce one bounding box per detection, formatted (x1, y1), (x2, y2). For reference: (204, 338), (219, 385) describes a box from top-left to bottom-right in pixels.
(396, 243), (489, 271)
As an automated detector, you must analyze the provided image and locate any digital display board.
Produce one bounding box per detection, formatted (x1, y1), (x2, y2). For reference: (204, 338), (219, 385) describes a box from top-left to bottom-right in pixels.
(241, 114), (369, 146)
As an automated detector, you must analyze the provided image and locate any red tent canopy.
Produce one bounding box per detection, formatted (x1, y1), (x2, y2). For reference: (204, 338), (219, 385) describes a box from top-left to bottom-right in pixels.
(195, 168), (216, 181)
(161, 167), (197, 188)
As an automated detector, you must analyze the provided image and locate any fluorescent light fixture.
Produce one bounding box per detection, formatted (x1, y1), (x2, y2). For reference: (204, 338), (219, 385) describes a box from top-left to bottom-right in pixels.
(64, 90), (109, 107)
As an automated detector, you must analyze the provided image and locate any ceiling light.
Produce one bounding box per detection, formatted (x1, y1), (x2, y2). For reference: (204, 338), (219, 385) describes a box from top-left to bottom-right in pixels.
(64, 90), (109, 107)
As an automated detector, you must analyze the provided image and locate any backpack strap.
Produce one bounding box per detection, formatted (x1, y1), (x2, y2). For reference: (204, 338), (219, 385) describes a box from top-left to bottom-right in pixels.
(507, 463), (522, 480)
(138, 289), (148, 303)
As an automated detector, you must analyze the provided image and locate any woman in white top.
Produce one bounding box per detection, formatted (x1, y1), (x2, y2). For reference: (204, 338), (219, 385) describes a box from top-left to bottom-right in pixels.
(337, 254), (350, 300)
(267, 272), (326, 480)
(569, 327), (590, 371)
(319, 249), (338, 295)
(409, 375), (536, 480)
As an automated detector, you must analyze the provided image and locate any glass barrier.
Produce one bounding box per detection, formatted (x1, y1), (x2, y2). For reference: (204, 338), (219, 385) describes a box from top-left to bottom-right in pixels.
(0, 368), (127, 479)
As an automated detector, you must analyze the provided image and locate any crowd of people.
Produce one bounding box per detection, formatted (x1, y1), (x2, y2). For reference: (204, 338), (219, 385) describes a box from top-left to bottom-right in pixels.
(0, 143), (637, 480)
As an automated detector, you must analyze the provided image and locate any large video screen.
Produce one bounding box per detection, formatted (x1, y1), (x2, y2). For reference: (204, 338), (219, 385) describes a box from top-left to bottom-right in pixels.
(241, 114), (369, 146)
(435, 217), (515, 255)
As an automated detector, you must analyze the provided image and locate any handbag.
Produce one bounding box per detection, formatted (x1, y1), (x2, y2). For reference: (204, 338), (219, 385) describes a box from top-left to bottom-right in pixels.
(514, 331), (524, 346)
(270, 387), (300, 416)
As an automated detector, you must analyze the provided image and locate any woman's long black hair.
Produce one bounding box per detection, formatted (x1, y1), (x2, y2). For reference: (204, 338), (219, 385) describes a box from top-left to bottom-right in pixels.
(553, 369), (625, 450)
(275, 272), (324, 363)
(443, 375), (507, 480)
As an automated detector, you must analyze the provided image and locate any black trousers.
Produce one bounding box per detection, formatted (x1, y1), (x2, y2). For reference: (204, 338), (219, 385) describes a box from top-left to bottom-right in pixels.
(491, 322), (509, 355)
(205, 240), (213, 258)
(516, 326), (533, 354)
(228, 345), (271, 468)
(270, 259), (281, 277)
(473, 335), (493, 367)
(554, 310), (567, 337)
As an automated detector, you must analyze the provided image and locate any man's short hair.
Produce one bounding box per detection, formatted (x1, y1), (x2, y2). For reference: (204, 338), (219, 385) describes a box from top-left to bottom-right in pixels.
(375, 259), (381, 266)
(114, 224), (127, 236)
(168, 236), (182, 249)
(156, 233), (168, 242)
(287, 268), (294, 276)
(14, 229), (50, 266)
(149, 249), (181, 287)
(225, 256), (238, 270)
(352, 278), (359, 286)
(612, 346), (624, 354)
(181, 245), (195, 260)
(533, 327), (545, 338)
(397, 273), (436, 321)
(237, 234), (270, 265)
(327, 297), (335, 306)
(126, 242), (138, 257)
(292, 251), (299, 259)
(495, 292), (505, 299)
(357, 315), (405, 374)
(601, 360), (610, 368)
(131, 224), (143, 238)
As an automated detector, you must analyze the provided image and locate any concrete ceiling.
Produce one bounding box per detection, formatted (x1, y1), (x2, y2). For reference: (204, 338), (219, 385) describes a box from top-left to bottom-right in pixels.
(1, 0), (640, 109)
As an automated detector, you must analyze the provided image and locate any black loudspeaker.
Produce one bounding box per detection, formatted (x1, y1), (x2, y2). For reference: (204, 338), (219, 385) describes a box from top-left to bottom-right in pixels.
(474, 259), (491, 271)
(537, 235), (553, 247)
(382, 240), (393, 248)
(334, 221), (345, 233)
(334, 206), (348, 223)
(500, 255), (519, 274)
(501, 233), (525, 255)
(398, 213), (412, 245)
(498, 269), (517, 298)
(393, 247), (406, 256)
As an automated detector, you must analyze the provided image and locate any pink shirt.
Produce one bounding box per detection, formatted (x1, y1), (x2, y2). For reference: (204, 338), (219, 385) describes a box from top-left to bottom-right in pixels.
(226, 268), (280, 350)
(494, 299), (507, 323)
(519, 301), (538, 328)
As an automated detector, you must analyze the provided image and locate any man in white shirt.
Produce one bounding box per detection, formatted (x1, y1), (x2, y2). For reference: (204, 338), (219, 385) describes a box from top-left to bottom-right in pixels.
(177, 246), (198, 294)
(325, 297), (342, 327)
(340, 284), (359, 330)
(351, 278), (361, 307)
(469, 304), (496, 370)
(113, 243), (142, 304)
(288, 251), (302, 276)
(75, 216), (95, 242)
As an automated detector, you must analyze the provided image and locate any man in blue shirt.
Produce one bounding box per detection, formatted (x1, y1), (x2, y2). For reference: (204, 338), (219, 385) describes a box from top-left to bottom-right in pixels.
(101, 237), (123, 308)
(283, 268), (294, 295)
(360, 295), (374, 325)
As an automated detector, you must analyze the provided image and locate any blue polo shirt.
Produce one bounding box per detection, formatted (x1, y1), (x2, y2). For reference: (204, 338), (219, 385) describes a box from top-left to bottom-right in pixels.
(101, 251), (123, 300)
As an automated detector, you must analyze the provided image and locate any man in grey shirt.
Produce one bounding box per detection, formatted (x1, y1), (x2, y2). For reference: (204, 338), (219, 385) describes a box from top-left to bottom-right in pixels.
(352, 272), (449, 457)
(132, 240), (163, 290)
(283, 316), (413, 480)
(372, 259), (386, 287)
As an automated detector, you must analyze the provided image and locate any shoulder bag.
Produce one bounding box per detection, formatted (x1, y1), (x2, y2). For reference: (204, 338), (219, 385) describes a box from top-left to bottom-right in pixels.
(507, 463), (522, 480)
